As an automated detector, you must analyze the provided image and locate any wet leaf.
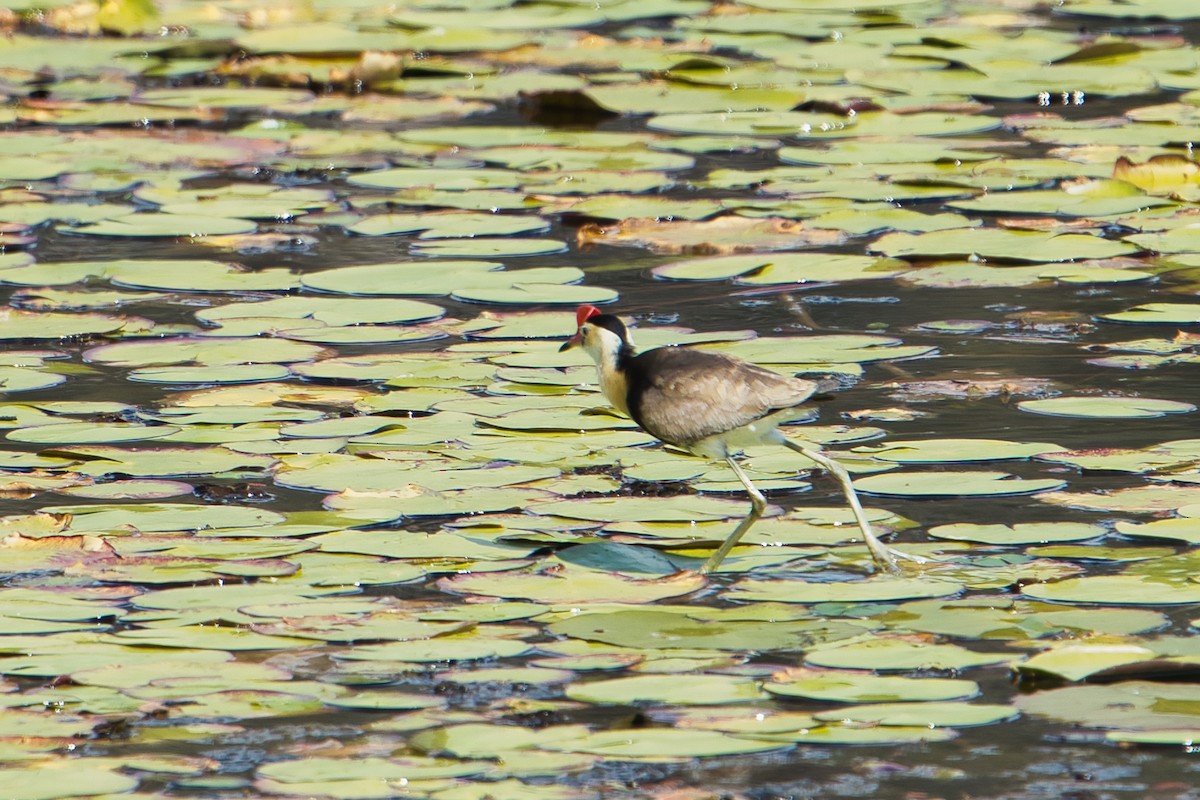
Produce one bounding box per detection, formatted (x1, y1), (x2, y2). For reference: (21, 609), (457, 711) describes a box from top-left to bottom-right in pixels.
(567, 674), (766, 705)
(437, 565), (706, 604)
(1017, 396), (1196, 419)
(1023, 575), (1200, 605)
(812, 701), (1016, 727)
(928, 522), (1105, 545)
(543, 728), (788, 759)
(873, 229), (1138, 262)
(653, 253), (906, 284)
(578, 216), (844, 254)
(1018, 643), (1157, 682)
(854, 438), (1062, 463)
(764, 671), (979, 703)
(0, 763), (138, 800)
(727, 577), (961, 604)
(807, 639), (1013, 671)
(547, 609), (864, 652)
(854, 471), (1067, 497)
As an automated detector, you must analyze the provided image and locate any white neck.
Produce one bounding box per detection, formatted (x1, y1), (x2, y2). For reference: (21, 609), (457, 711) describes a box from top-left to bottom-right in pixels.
(582, 325), (632, 417)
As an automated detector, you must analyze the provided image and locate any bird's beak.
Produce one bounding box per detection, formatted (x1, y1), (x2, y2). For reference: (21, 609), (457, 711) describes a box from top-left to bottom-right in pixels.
(559, 331), (581, 352)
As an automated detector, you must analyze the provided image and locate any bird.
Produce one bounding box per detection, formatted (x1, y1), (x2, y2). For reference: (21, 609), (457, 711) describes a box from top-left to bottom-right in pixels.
(560, 304), (910, 575)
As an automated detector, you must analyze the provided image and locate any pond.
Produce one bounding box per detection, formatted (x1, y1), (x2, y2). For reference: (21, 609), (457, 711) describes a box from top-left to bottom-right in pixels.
(4, 0), (1200, 797)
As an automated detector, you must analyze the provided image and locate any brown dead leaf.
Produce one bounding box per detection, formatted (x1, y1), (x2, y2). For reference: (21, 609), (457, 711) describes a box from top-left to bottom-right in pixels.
(883, 376), (1058, 403)
(1, 533), (112, 553)
(0, 512), (73, 538)
(577, 216), (844, 255)
(841, 407), (932, 422)
(994, 217), (1101, 232)
(1114, 154), (1200, 194)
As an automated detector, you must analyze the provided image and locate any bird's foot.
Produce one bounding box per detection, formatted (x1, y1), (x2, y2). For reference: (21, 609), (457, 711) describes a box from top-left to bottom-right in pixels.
(863, 534), (929, 575)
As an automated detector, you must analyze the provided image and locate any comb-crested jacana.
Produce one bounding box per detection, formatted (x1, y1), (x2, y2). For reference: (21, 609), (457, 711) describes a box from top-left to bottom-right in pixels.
(561, 304), (908, 574)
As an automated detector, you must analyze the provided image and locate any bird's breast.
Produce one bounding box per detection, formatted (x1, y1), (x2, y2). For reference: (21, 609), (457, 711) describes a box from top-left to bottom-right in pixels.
(597, 361), (631, 417)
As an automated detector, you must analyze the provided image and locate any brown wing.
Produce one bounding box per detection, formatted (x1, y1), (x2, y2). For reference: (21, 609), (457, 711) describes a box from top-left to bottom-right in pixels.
(625, 347), (822, 447)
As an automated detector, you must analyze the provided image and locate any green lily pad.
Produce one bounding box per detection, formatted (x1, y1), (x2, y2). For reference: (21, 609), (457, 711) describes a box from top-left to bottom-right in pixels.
(408, 721), (594, 760)
(1018, 643), (1156, 682)
(806, 639), (1013, 671)
(437, 566), (706, 604)
(653, 253), (906, 284)
(529, 495), (753, 523)
(542, 728), (788, 759)
(69, 213), (258, 237)
(1099, 303), (1200, 324)
(1116, 518), (1200, 544)
(347, 212), (549, 238)
(854, 471), (1066, 497)
(257, 754), (485, 784)
(42, 502), (285, 533)
(340, 636), (534, 663)
(1023, 575), (1200, 605)
(873, 229), (1138, 262)
(1017, 681), (1200, 730)
(348, 167), (522, 191)
(764, 673), (979, 703)
(1017, 397), (1196, 419)
(196, 297), (445, 329)
(757, 724), (957, 745)
(6, 422), (181, 444)
(0, 764), (138, 800)
(812, 701), (1016, 728)
(566, 674), (766, 705)
(928, 522), (1105, 545)
(547, 609), (864, 652)
(0, 309), (128, 339)
(854, 439), (1062, 463)
(726, 577), (961, 604)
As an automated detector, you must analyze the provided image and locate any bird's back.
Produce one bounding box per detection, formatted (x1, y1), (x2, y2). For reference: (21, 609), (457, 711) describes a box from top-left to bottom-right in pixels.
(625, 346), (826, 451)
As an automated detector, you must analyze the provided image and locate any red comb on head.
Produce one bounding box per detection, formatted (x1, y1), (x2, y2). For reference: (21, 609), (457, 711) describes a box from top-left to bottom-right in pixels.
(575, 305), (602, 327)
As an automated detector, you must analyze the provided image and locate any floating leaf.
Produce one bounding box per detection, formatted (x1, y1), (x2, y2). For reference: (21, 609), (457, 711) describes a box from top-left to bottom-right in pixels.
(1098, 303), (1200, 324)
(566, 674), (766, 706)
(578, 216), (842, 254)
(437, 566), (706, 604)
(0, 763), (138, 800)
(807, 639), (1013, 671)
(1023, 575), (1200, 605)
(1017, 397), (1195, 419)
(853, 439), (1062, 463)
(764, 672), (979, 703)
(543, 728), (787, 759)
(547, 609), (864, 652)
(70, 213), (258, 237)
(854, 471), (1066, 497)
(727, 577), (961, 604)
(872, 229), (1138, 262)
(928, 522), (1104, 545)
(653, 253), (906, 284)
(812, 701), (1016, 728)
(1018, 644), (1156, 682)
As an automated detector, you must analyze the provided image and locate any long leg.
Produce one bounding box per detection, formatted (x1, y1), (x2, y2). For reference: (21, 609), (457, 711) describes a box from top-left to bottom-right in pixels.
(780, 438), (923, 573)
(701, 456), (767, 575)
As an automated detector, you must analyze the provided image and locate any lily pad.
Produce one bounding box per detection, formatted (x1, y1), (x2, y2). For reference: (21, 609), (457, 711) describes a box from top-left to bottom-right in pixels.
(767, 667), (980, 705)
(1017, 397), (1195, 419)
(543, 728), (787, 759)
(854, 471), (1067, 498)
(1023, 575), (1200, 605)
(566, 674), (766, 706)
